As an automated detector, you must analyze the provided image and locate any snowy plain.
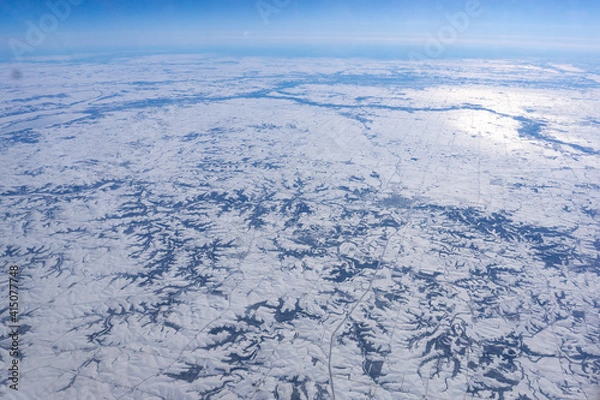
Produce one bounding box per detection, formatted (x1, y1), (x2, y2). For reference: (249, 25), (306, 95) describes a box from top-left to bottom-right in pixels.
(1, 55), (599, 399)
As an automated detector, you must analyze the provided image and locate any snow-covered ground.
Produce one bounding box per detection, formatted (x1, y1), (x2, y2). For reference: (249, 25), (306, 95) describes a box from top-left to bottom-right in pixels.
(1, 55), (599, 399)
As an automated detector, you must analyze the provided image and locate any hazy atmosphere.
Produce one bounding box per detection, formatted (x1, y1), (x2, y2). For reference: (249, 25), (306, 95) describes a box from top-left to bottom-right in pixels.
(1, 1), (599, 400)
(2, 0), (600, 60)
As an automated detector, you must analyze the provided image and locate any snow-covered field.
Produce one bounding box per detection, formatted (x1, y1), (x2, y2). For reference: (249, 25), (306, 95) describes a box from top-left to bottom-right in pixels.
(1, 55), (599, 399)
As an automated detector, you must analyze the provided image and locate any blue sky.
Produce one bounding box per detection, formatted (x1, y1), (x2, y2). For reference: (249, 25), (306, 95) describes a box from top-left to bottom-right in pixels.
(1, 0), (599, 60)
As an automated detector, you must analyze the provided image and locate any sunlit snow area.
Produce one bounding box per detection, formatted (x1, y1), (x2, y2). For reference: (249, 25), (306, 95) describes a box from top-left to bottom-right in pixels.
(1, 55), (600, 399)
